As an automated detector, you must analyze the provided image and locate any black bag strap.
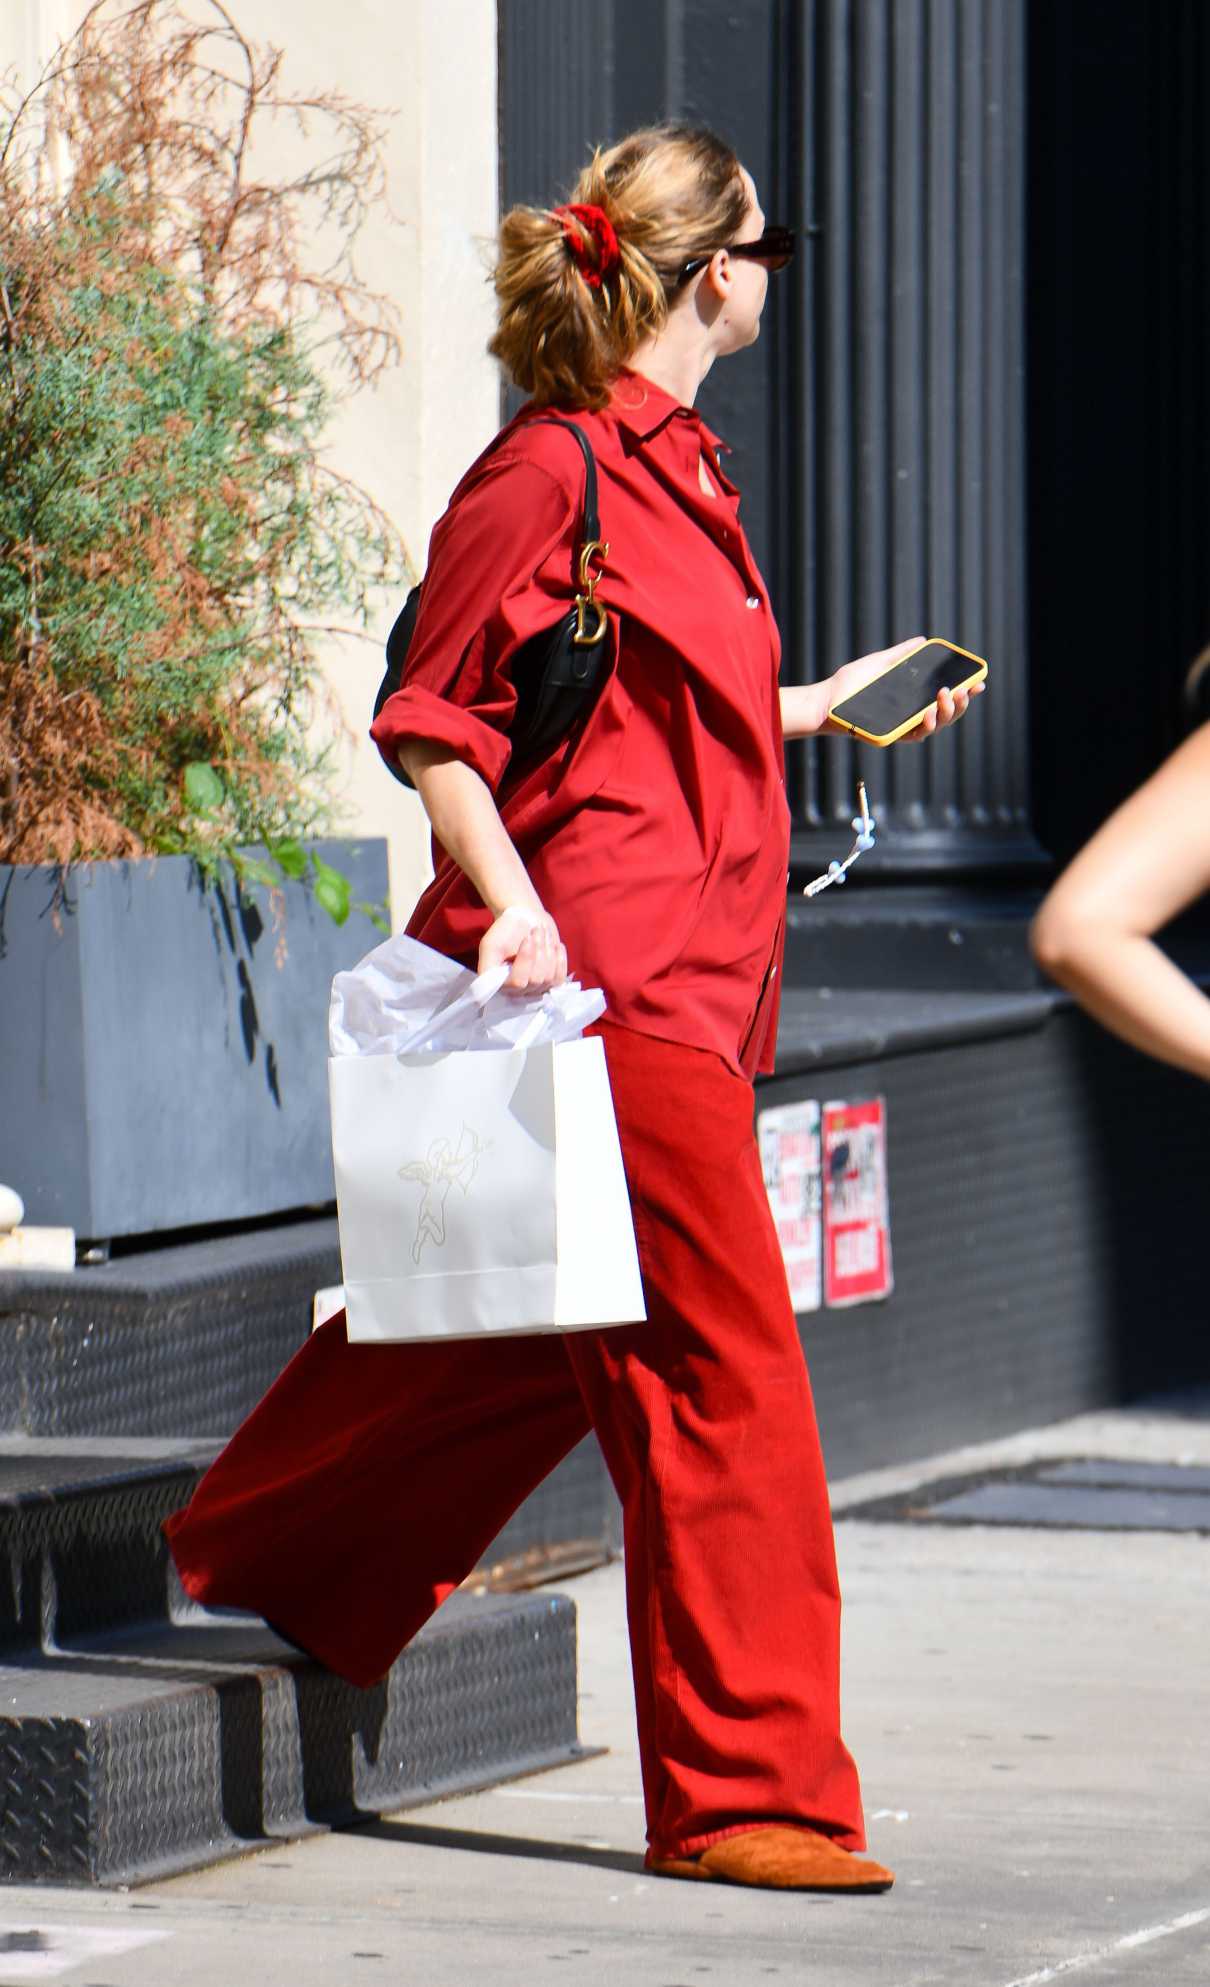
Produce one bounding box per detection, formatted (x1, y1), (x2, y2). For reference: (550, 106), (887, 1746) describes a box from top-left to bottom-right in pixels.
(383, 414), (602, 676)
(527, 414), (601, 550)
(510, 413), (608, 644)
(376, 413), (609, 778)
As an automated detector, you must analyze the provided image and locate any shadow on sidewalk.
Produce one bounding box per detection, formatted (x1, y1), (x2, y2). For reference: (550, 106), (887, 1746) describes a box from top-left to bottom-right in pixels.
(342, 1815), (646, 1879)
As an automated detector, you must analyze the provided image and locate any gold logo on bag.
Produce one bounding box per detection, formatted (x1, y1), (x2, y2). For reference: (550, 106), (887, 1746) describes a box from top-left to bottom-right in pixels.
(399, 1124), (490, 1263)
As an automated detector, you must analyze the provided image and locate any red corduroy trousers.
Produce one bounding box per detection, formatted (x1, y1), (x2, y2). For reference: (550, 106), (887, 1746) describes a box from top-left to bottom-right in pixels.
(164, 1020), (865, 1860)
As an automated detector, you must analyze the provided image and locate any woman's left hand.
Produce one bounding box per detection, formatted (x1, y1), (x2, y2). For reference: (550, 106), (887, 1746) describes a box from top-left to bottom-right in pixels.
(783, 638), (986, 741)
(896, 677), (985, 742)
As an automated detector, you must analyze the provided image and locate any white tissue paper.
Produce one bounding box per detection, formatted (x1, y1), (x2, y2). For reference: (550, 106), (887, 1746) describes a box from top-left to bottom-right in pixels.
(329, 933), (606, 1059)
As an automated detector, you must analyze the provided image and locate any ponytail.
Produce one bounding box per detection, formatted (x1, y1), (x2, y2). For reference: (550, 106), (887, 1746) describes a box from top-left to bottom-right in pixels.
(488, 123), (749, 411)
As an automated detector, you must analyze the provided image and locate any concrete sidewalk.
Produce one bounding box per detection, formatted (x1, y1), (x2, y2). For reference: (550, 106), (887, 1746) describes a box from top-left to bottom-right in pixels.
(0, 1392), (1206, 1987)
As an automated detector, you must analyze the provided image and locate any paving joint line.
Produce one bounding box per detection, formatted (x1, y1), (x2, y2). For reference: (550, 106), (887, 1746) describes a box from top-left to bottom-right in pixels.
(999, 1904), (1210, 1987)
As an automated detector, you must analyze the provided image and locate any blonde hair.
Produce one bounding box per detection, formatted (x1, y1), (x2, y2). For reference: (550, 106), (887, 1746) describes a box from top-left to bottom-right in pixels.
(489, 124), (749, 411)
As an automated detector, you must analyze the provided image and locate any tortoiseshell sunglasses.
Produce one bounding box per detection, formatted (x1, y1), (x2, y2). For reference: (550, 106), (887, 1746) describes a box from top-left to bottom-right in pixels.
(675, 225), (797, 286)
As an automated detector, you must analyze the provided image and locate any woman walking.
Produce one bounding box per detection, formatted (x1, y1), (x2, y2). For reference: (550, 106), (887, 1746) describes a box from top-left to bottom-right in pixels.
(166, 123), (980, 1893)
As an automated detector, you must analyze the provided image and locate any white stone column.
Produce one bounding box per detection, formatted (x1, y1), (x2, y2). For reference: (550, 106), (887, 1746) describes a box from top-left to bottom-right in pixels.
(0, 1), (75, 87)
(205, 0), (502, 926)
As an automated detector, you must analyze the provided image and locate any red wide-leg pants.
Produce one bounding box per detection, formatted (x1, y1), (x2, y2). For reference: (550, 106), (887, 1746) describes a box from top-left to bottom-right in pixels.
(165, 1021), (865, 1859)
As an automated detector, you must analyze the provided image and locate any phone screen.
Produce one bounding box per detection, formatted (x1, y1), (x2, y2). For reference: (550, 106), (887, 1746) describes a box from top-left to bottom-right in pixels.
(830, 642), (983, 739)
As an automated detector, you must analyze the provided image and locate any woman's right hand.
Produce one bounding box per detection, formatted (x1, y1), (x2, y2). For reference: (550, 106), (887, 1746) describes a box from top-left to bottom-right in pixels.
(398, 750), (569, 994)
(478, 905), (569, 993)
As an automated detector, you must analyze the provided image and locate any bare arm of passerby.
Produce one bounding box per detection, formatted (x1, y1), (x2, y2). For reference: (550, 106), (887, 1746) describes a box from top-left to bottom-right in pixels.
(1030, 722), (1210, 1081)
(397, 739), (568, 993)
(780, 637), (985, 740)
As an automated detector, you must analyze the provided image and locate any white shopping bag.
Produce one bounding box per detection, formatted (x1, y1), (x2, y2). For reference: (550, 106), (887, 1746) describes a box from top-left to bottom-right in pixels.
(328, 934), (646, 1343)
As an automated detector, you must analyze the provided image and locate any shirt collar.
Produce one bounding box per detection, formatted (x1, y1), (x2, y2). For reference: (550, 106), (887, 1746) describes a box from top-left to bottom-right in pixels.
(608, 369), (729, 454)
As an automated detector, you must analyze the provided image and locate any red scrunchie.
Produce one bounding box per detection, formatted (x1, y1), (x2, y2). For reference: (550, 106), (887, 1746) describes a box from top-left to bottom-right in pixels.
(553, 202), (620, 289)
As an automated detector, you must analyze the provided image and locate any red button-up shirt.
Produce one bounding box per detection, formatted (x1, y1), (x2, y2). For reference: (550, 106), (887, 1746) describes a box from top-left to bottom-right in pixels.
(370, 371), (790, 1080)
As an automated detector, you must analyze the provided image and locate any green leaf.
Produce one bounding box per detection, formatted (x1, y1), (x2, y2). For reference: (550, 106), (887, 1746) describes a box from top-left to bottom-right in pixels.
(269, 837), (308, 880)
(183, 762), (225, 813)
(313, 863), (350, 925)
(353, 897), (391, 936)
(232, 853), (279, 892)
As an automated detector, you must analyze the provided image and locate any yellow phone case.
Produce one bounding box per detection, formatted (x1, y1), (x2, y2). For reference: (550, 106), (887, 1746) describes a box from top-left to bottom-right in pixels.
(826, 637), (988, 747)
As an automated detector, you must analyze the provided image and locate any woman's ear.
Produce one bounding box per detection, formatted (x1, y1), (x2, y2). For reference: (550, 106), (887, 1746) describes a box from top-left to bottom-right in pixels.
(703, 249), (732, 301)
(691, 250), (730, 326)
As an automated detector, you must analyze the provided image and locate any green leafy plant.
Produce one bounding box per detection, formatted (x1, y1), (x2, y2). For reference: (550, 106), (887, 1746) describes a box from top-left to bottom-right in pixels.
(0, 0), (406, 927)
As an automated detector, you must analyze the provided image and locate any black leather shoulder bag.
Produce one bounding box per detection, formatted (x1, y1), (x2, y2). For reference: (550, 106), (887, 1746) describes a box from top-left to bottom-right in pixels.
(373, 417), (612, 789)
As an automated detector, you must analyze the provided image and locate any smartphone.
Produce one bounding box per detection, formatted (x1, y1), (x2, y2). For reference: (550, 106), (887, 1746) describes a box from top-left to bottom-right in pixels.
(827, 638), (987, 746)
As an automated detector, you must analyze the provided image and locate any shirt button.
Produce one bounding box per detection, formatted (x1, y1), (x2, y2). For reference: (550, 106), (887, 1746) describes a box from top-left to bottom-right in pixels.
(745, 594), (761, 610)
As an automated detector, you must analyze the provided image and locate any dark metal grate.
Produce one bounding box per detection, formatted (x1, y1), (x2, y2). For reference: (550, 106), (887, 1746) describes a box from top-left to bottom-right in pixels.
(840, 1458), (1210, 1536)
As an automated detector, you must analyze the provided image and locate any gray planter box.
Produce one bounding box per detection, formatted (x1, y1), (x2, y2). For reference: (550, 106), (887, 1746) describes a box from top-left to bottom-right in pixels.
(0, 842), (388, 1240)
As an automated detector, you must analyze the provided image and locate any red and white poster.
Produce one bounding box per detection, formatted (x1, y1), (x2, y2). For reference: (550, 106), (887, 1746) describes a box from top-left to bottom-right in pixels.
(822, 1098), (893, 1308)
(757, 1099), (822, 1314)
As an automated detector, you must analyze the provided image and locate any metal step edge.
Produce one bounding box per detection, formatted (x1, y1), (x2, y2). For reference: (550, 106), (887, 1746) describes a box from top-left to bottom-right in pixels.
(0, 1591), (580, 1887)
(0, 1289), (321, 1442)
(0, 1220), (337, 1443)
(0, 1461), (205, 1653)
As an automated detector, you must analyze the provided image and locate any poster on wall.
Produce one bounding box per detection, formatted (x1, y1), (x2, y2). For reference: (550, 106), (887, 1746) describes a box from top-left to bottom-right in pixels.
(757, 1098), (822, 1314)
(822, 1098), (893, 1308)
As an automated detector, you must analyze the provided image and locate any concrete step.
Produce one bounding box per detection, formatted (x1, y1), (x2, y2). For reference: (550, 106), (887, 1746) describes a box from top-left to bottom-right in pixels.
(0, 1592), (581, 1886)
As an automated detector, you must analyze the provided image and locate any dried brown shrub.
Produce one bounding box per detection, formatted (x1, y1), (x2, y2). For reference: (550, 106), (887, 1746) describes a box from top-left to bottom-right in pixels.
(0, 0), (405, 888)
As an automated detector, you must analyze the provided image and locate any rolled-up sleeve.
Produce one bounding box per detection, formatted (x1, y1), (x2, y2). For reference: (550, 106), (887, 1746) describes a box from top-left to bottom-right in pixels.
(370, 454), (577, 792)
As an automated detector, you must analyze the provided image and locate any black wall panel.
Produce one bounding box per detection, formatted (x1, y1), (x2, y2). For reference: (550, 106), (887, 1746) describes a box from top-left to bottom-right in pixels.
(499, 1), (1210, 881)
(498, 0), (1037, 879)
(496, 1), (1210, 1451)
(760, 1003), (1210, 1478)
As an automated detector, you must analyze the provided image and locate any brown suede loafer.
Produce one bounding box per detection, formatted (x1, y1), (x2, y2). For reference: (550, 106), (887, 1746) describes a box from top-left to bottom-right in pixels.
(647, 1824), (895, 1893)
